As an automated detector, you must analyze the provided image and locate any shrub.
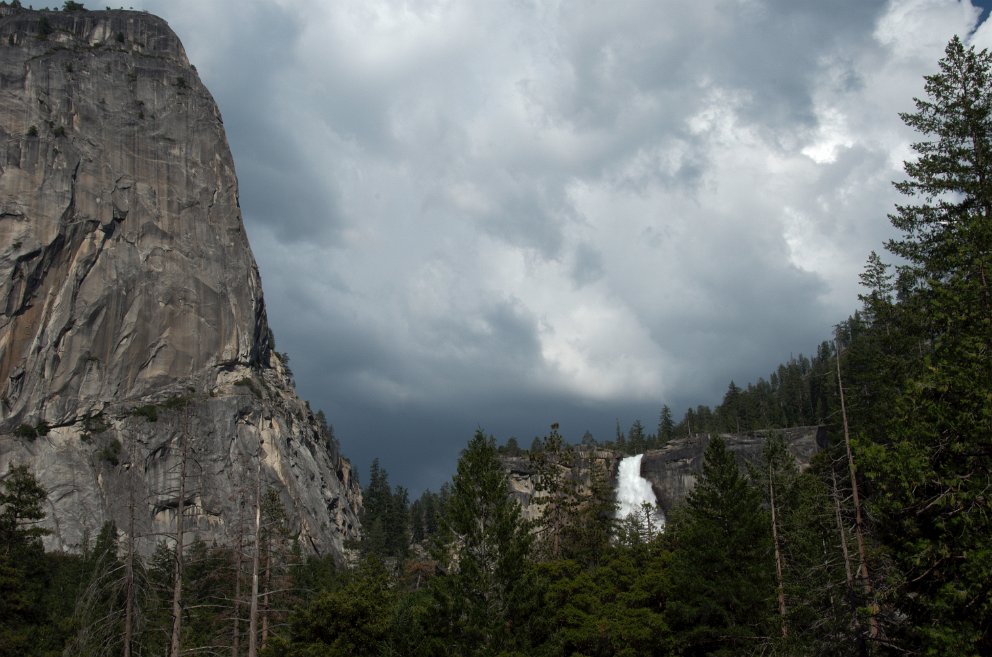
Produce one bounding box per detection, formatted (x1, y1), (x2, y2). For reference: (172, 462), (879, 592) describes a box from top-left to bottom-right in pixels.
(83, 413), (110, 434)
(98, 438), (122, 465)
(132, 404), (158, 422)
(14, 424), (37, 439)
(37, 16), (52, 38)
(12, 421), (49, 439)
(234, 377), (263, 398)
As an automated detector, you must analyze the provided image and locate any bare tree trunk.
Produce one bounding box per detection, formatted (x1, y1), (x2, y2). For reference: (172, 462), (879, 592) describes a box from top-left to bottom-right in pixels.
(248, 443), (263, 657)
(835, 341), (879, 642)
(261, 539), (271, 649)
(831, 467), (855, 594)
(768, 464), (788, 639)
(169, 407), (191, 657)
(123, 435), (136, 657)
(232, 487), (245, 657)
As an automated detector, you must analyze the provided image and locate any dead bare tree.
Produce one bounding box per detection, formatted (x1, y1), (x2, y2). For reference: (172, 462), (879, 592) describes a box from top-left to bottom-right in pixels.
(247, 439), (264, 657)
(230, 469), (248, 657)
(168, 401), (194, 657)
(123, 432), (138, 657)
(835, 341), (879, 644)
(768, 463), (788, 639)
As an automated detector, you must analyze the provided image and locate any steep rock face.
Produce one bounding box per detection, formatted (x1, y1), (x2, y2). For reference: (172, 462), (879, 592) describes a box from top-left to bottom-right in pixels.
(639, 426), (824, 513)
(504, 449), (620, 523)
(505, 427), (823, 518)
(0, 8), (360, 558)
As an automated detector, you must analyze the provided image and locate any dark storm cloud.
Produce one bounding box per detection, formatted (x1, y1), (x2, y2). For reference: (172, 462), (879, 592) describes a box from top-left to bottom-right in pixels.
(111, 0), (990, 493)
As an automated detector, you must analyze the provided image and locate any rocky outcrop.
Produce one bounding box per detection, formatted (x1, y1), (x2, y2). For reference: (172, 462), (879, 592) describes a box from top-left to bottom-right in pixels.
(639, 426), (824, 513)
(504, 449), (620, 523)
(505, 427), (824, 518)
(0, 8), (360, 559)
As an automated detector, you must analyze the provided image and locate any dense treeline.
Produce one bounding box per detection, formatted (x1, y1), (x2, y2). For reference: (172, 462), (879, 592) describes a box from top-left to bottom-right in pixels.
(495, 344), (839, 458)
(1, 36), (989, 656)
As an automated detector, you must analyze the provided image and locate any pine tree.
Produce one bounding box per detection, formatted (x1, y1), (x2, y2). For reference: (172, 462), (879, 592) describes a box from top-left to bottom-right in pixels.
(0, 465), (49, 657)
(666, 437), (775, 657)
(856, 36), (992, 655)
(658, 404), (675, 447)
(432, 430), (534, 656)
(627, 419), (647, 453)
(529, 424), (578, 561)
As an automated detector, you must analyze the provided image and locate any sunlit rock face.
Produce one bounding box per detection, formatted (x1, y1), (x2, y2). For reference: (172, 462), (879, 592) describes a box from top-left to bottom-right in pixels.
(0, 8), (361, 559)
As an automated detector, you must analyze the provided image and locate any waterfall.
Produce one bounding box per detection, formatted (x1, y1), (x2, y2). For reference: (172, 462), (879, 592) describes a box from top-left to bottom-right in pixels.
(615, 454), (665, 537)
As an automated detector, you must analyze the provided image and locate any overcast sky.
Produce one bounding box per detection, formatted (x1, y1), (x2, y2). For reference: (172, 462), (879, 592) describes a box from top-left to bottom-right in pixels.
(80, 0), (992, 493)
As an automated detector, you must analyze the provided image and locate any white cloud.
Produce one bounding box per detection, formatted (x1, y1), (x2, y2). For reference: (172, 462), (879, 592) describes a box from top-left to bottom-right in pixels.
(112, 0), (987, 490)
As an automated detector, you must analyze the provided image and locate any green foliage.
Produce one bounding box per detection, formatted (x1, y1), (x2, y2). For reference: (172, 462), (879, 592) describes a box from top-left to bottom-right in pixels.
(265, 557), (397, 657)
(62, 1), (85, 9)
(432, 430), (535, 656)
(657, 404), (674, 446)
(0, 465), (50, 657)
(409, 484), (448, 544)
(12, 421), (50, 440)
(534, 544), (670, 657)
(13, 424), (37, 439)
(82, 413), (110, 434)
(132, 404), (158, 422)
(36, 16), (52, 39)
(666, 436), (776, 656)
(530, 424), (579, 561)
(64, 521), (129, 656)
(97, 437), (122, 465)
(530, 425), (618, 565)
(359, 459), (410, 561)
(852, 36), (992, 656)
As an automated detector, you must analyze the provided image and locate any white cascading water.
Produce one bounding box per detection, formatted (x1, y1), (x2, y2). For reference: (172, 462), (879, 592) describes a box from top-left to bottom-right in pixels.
(615, 454), (665, 536)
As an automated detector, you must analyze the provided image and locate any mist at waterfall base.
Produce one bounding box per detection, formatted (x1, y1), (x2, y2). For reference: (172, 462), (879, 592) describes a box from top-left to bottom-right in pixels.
(615, 454), (666, 537)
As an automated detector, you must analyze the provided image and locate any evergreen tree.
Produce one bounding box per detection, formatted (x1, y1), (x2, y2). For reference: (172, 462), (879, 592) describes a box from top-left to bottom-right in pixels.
(432, 430), (534, 656)
(560, 451), (618, 567)
(65, 521), (130, 657)
(529, 424), (579, 561)
(627, 419), (647, 453)
(264, 557), (397, 657)
(360, 460), (410, 560)
(718, 381), (742, 433)
(657, 404), (675, 447)
(666, 437), (775, 657)
(0, 465), (49, 657)
(856, 36), (992, 655)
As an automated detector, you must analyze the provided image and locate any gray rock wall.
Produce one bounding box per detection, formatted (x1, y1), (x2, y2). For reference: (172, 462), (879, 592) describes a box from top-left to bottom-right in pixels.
(505, 427), (824, 519)
(639, 426), (824, 513)
(0, 9), (360, 559)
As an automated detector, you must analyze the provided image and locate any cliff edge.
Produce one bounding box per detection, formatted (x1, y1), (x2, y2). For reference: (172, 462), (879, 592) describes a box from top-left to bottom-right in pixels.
(0, 7), (361, 559)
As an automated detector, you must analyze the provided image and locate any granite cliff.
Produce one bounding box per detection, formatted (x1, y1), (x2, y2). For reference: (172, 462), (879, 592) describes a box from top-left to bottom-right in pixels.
(0, 7), (360, 558)
(505, 426), (824, 518)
